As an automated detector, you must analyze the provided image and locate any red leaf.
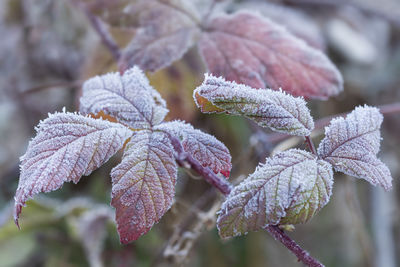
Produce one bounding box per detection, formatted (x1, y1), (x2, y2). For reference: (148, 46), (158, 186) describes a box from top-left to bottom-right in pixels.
(198, 11), (343, 99)
(111, 130), (177, 243)
(119, 0), (201, 72)
(156, 120), (231, 177)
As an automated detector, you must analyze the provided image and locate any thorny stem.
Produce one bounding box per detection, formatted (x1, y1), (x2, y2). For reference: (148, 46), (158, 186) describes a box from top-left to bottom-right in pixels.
(83, 7), (121, 62)
(167, 134), (325, 267)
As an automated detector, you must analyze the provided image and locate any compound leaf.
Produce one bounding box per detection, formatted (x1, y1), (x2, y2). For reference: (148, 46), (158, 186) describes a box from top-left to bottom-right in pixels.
(111, 130), (177, 243)
(217, 149), (333, 238)
(119, 0), (201, 72)
(80, 66), (168, 129)
(318, 105), (392, 190)
(155, 120), (231, 177)
(199, 11), (343, 99)
(194, 74), (314, 136)
(15, 112), (132, 225)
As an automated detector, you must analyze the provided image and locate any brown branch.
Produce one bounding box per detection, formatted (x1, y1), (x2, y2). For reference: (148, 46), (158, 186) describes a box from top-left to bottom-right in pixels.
(167, 134), (325, 267)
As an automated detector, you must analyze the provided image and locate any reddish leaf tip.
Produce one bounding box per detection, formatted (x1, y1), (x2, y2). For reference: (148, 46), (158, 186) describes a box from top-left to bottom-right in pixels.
(220, 170), (230, 178)
(13, 202), (22, 230)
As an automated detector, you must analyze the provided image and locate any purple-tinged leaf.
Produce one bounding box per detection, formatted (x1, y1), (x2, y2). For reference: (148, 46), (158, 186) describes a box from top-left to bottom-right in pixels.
(318, 105), (392, 190)
(119, 0), (201, 72)
(155, 120), (231, 177)
(14, 112), (132, 225)
(198, 11), (343, 99)
(234, 2), (326, 50)
(80, 66), (168, 129)
(217, 149), (333, 238)
(111, 130), (177, 243)
(194, 75), (314, 136)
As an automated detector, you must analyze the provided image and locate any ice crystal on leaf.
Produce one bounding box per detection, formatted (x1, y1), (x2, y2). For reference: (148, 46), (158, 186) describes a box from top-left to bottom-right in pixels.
(15, 66), (234, 243)
(119, 0), (201, 72)
(14, 112), (132, 225)
(111, 130), (177, 243)
(155, 120), (231, 177)
(80, 66), (168, 129)
(194, 74), (314, 136)
(318, 105), (392, 190)
(199, 11), (343, 99)
(217, 149), (333, 239)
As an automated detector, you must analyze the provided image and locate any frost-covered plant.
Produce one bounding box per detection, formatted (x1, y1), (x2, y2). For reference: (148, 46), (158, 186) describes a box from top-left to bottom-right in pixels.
(14, 66), (393, 248)
(193, 75), (392, 238)
(13, 1), (395, 266)
(14, 66), (232, 243)
(79, 0), (343, 99)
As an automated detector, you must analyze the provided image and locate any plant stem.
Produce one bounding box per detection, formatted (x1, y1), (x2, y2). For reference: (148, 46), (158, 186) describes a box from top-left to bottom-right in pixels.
(83, 7), (121, 62)
(305, 136), (317, 155)
(265, 226), (324, 267)
(167, 134), (325, 267)
(168, 134), (232, 195)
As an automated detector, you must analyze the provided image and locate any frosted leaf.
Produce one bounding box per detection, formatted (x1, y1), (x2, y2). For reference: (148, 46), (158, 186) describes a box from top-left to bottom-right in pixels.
(15, 112), (132, 225)
(318, 106), (392, 190)
(80, 66), (168, 129)
(194, 74), (314, 136)
(199, 11), (343, 99)
(119, 0), (201, 72)
(234, 2), (326, 50)
(155, 120), (231, 177)
(217, 149), (333, 238)
(111, 130), (177, 243)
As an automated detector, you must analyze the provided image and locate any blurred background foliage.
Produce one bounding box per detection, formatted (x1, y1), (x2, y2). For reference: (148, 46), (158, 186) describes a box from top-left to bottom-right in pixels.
(1, 0), (400, 266)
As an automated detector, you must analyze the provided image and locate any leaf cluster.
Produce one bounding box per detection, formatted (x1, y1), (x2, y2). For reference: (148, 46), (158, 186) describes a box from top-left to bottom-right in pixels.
(14, 67), (231, 244)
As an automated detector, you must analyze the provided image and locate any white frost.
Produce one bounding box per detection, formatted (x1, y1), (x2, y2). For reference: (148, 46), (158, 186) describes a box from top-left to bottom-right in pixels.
(217, 149), (333, 238)
(194, 74), (314, 136)
(155, 120), (231, 177)
(15, 111), (132, 223)
(318, 105), (392, 191)
(80, 66), (168, 129)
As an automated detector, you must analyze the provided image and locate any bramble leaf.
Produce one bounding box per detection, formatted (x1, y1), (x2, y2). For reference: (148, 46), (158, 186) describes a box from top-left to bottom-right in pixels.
(194, 74), (314, 136)
(155, 120), (231, 177)
(217, 149), (333, 238)
(119, 0), (201, 72)
(111, 130), (177, 243)
(14, 112), (132, 225)
(318, 106), (392, 190)
(80, 66), (168, 129)
(235, 2), (326, 50)
(199, 11), (343, 99)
